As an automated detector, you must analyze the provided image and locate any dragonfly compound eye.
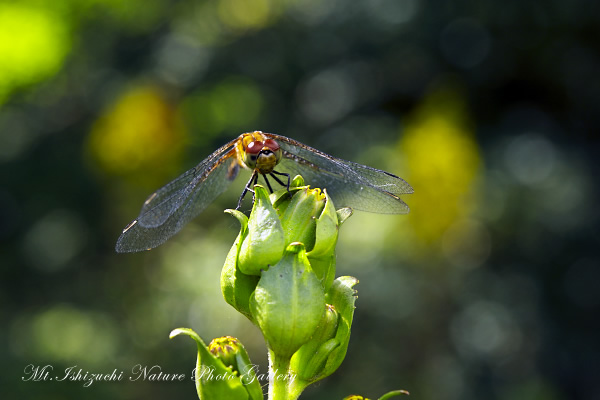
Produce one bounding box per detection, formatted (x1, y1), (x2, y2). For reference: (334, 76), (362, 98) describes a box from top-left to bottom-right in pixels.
(246, 141), (264, 154)
(244, 140), (263, 168)
(263, 139), (280, 152)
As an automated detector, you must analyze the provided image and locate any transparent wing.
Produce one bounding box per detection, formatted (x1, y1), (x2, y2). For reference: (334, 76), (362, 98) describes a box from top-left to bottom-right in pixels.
(116, 139), (240, 253)
(269, 134), (413, 214)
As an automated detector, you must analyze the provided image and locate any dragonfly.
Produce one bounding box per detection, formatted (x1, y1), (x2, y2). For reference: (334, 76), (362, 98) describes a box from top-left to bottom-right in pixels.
(116, 131), (413, 253)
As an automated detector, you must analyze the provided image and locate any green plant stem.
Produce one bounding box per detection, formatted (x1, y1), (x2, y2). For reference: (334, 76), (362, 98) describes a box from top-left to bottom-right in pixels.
(268, 349), (307, 400)
(268, 349), (289, 400)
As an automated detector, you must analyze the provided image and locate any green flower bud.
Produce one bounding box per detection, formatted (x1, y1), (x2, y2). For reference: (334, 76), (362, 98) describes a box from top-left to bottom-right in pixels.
(306, 190), (352, 291)
(306, 189), (340, 258)
(276, 181), (349, 290)
(270, 174), (307, 208)
(208, 336), (244, 375)
(170, 328), (262, 400)
(208, 336), (263, 400)
(316, 276), (359, 380)
(216, 175), (360, 399)
(290, 304), (340, 382)
(288, 276), (359, 388)
(250, 243), (325, 358)
(222, 175), (350, 319)
(278, 187), (326, 250)
(238, 185), (285, 275)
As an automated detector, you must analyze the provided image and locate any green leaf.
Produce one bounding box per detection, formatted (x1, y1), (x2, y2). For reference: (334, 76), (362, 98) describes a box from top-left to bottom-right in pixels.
(378, 390), (411, 399)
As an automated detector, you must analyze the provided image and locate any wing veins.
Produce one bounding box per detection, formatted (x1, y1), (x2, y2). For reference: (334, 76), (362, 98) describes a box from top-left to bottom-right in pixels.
(136, 141), (238, 228)
(271, 134), (412, 213)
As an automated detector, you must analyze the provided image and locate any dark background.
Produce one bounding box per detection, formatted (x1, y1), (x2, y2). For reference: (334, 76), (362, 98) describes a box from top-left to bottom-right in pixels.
(1, 1), (599, 399)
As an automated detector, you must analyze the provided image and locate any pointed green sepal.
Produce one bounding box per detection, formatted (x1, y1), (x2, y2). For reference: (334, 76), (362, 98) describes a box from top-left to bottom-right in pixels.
(250, 243), (326, 358)
(279, 187), (326, 251)
(222, 210), (260, 321)
(290, 174), (305, 187)
(306, 189), (344, 290)
(307, 254), (336, 293)
(225, 209), (249, 234)
(238, 185), (285, 276)
(270, 175), (306, 210)
(307, 189), (339, 258)
(312, 276), (359, 381)
(290, 303), (341, 382)
(336, 207), (353, 225)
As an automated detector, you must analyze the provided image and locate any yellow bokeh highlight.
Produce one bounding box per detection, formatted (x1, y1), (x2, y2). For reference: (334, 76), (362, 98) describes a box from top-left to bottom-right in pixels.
(87, 85), (186, 186)
(399, 85), (481, 253)
(0, 4), (70, 103)
(28, 305), (118, 365)
(217, 0), (278, 30)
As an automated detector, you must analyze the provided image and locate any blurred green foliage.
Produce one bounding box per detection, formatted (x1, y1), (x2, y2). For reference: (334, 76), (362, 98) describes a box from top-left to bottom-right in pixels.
(1, 0), (599, 399)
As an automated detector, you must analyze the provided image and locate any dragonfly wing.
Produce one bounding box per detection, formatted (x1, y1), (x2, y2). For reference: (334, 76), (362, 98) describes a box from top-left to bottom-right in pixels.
(136, 166), (204, 229)
(272, 135), (412, 214)
(333, 159), (414, 196)
(116, 140), (240, 252)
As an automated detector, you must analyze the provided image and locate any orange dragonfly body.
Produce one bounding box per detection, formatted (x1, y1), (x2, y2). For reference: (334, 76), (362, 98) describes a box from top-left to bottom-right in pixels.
(116, 131), (412, 253)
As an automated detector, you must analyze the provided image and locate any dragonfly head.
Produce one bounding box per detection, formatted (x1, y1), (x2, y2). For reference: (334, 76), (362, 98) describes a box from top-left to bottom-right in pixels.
(243, 138), (282, 174)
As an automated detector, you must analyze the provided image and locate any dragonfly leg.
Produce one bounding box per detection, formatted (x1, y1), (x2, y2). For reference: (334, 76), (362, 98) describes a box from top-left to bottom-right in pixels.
(270, 170), (291, 192)
(237, 171), (259, 210)
(263, 173), (275, 193)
